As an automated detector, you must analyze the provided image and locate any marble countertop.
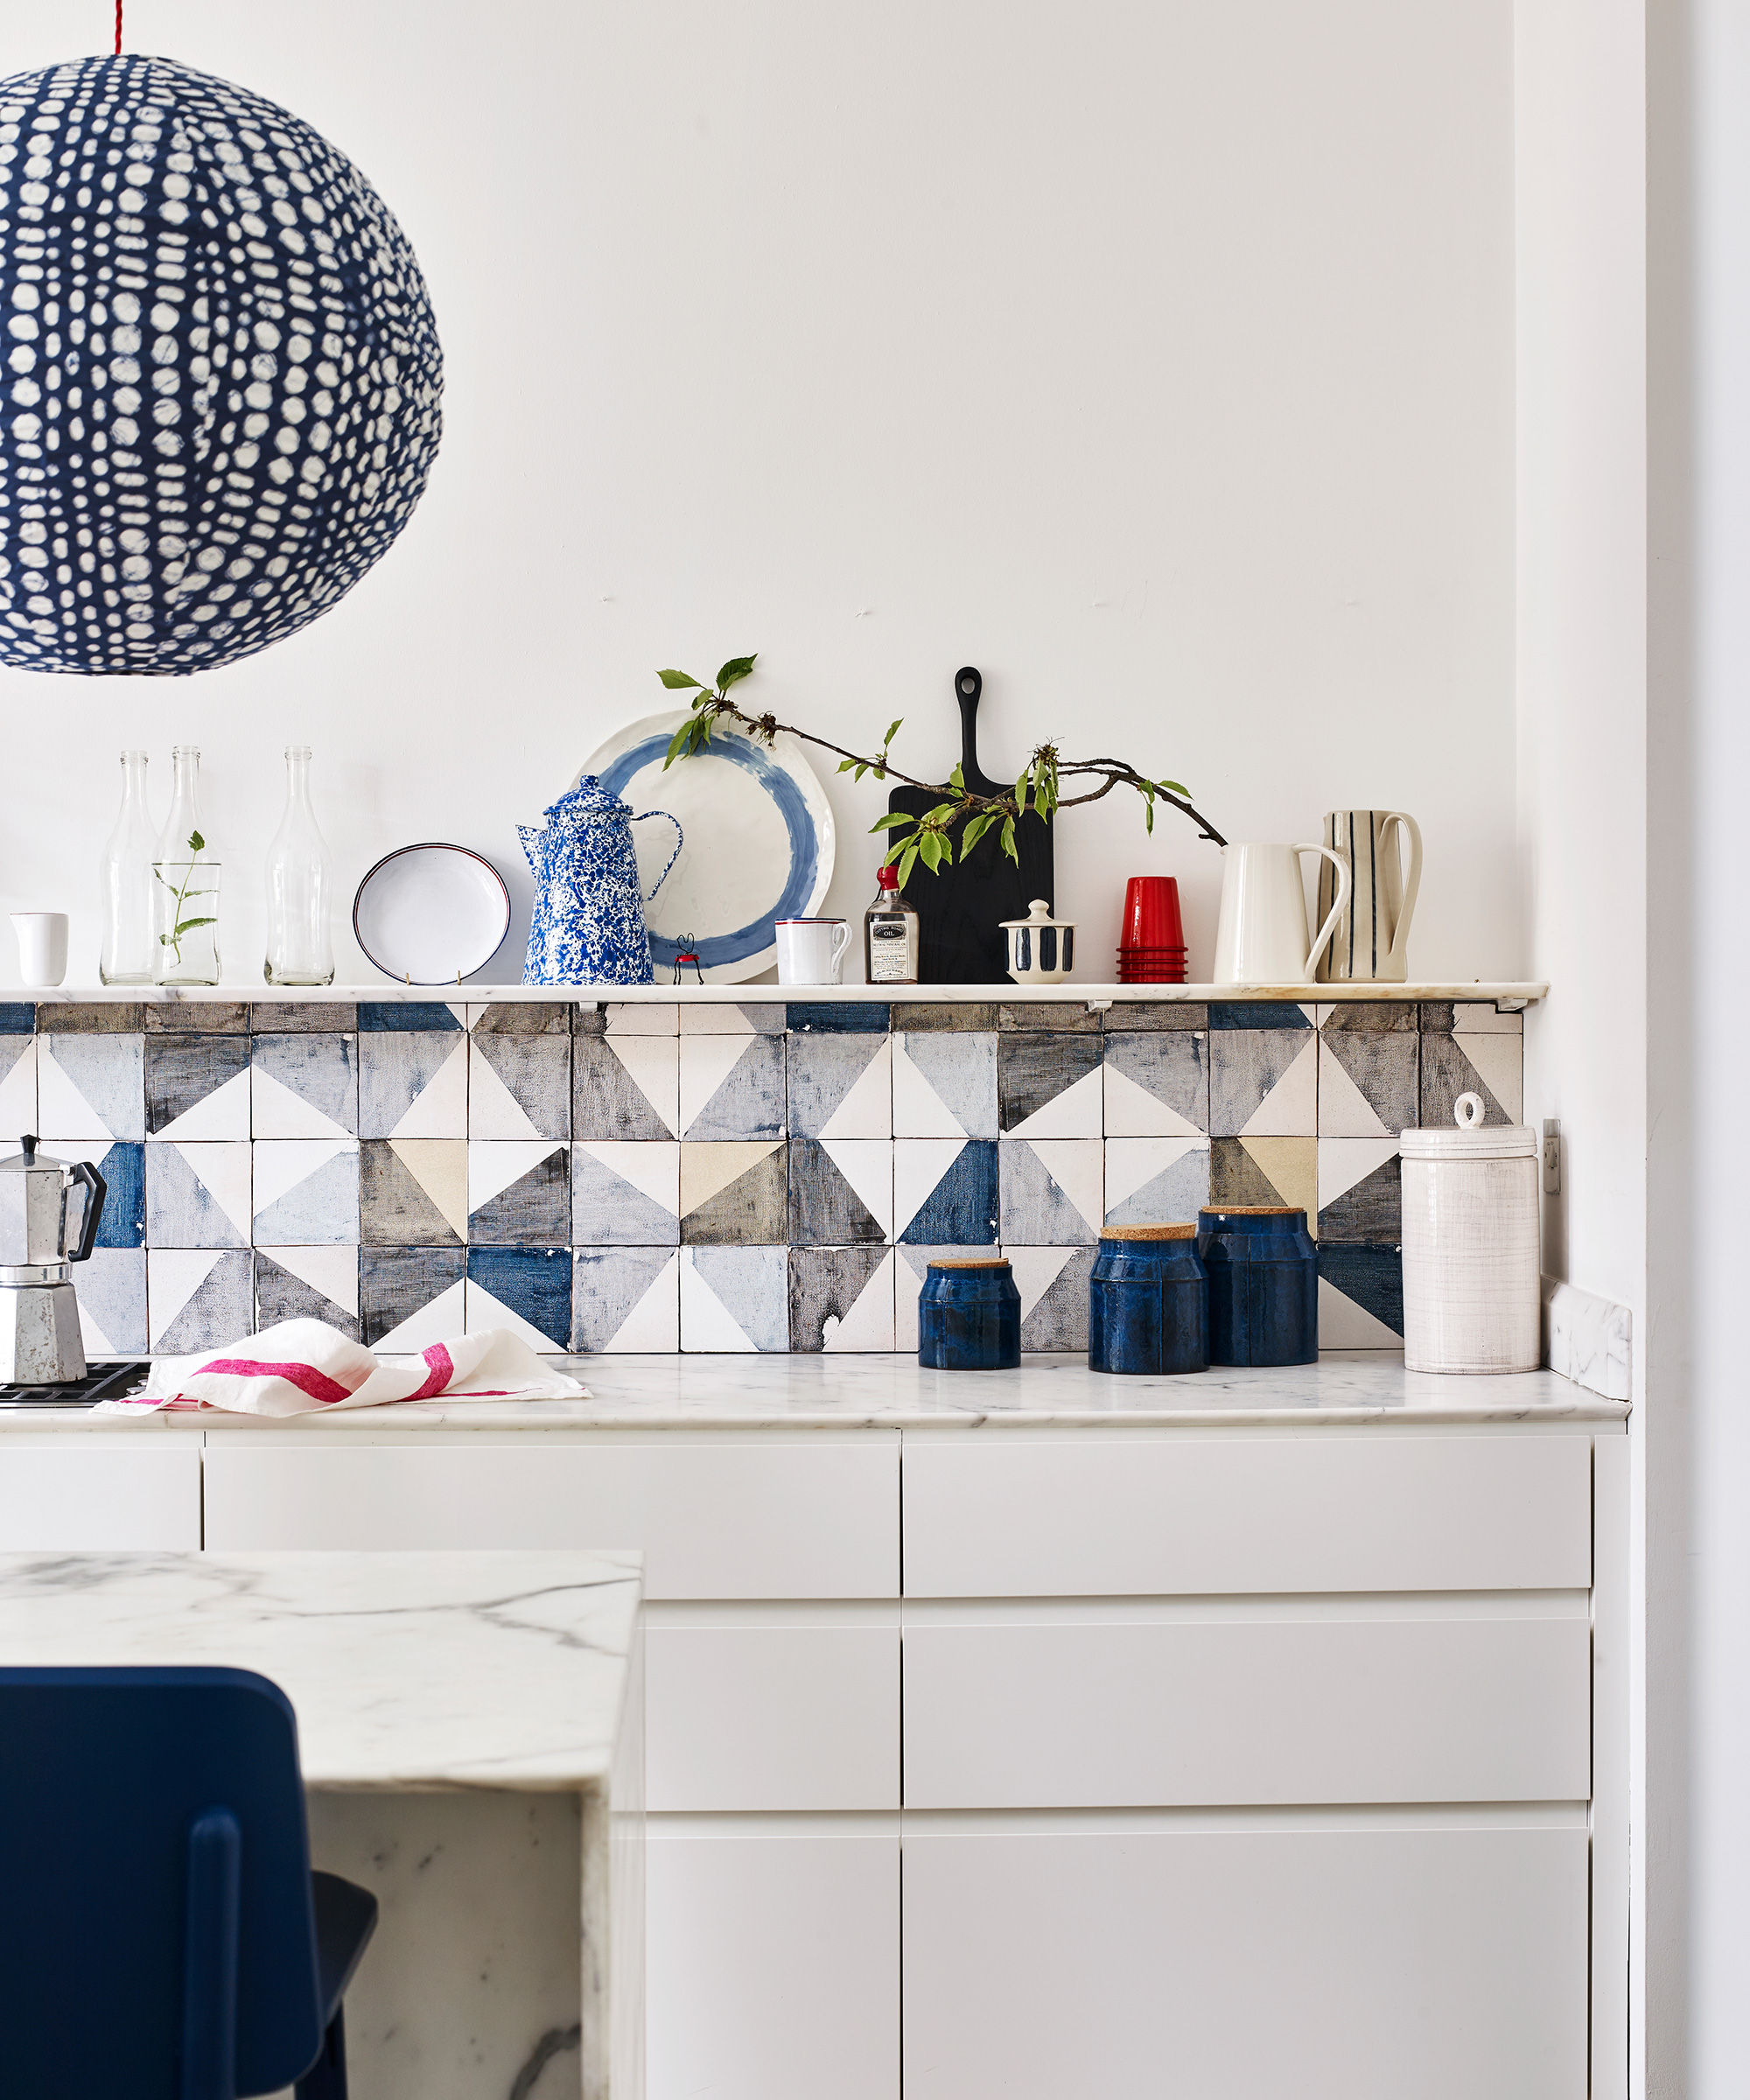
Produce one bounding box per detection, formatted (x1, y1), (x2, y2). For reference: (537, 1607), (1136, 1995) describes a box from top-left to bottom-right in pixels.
(4, 1353), (1627, 1431)
(0, 1550), (642, 1790)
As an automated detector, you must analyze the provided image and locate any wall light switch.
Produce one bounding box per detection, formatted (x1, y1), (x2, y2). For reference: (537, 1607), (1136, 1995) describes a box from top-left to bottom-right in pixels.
(1542, 1117), (1561, 1195)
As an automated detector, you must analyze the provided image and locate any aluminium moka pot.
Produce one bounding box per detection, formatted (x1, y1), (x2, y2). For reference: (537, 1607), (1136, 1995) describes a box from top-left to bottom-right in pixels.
(0, 1136), (106, 1383)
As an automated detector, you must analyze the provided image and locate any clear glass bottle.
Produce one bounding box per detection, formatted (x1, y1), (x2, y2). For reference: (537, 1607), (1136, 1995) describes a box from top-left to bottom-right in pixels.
(99, 750), (158, 984)
(864, 864), (920, 984)
(263, 746), (335, 985)
(153, 745), (221, 985)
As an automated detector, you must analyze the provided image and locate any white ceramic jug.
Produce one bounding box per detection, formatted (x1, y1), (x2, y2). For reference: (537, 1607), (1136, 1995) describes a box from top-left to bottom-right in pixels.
(1212, 843), (1352, 987)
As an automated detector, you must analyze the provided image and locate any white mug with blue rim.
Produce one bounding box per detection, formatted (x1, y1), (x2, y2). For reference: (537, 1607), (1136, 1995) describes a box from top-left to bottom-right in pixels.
(776, 917), (850, 985)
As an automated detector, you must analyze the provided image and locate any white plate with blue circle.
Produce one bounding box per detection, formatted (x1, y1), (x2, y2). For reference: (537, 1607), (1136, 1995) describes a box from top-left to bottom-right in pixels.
(574, 713), (836, 984)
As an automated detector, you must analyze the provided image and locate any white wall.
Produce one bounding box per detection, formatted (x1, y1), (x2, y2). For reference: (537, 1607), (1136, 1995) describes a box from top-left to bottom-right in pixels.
(1648, 1), (1750, 2094)
(1512, 5), (1647, 2091)
(0, 0), (1516, 987)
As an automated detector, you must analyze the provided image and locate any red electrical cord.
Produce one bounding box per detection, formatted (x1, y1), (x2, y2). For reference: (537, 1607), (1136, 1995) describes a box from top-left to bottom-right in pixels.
(114, 1), (122, 56)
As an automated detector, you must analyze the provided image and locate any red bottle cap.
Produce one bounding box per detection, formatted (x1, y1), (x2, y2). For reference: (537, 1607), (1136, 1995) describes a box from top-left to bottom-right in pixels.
(877, 866), (900, 889)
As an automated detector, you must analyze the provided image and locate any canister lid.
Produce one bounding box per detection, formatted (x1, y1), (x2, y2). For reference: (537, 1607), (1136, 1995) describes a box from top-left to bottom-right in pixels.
(1400, 1091), (1536, 1161)
(927, 1256), (1012, 1270)
(1101, 1224), (1195, 1241)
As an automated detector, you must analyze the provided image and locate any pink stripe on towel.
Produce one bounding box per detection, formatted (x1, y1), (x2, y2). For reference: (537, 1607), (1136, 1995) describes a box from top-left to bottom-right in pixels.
(410, 1343), (455, 1400)
(197, 1359), (356, 1406)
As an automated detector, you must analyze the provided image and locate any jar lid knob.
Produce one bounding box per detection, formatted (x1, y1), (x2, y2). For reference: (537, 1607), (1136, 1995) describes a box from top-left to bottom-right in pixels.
(1453, 1091), (1484, 1130)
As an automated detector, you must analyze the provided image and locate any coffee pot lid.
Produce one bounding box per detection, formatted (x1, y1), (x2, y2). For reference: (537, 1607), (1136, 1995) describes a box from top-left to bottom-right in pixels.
(543, 775), (631, 825)
(0, 1135), (60, 1175)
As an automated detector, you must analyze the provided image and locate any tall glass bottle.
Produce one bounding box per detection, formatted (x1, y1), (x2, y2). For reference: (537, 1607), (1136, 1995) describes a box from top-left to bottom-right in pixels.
(153, 745), (222, 985)
(99, 750), (158, 985)
(263, 746), (334, 986)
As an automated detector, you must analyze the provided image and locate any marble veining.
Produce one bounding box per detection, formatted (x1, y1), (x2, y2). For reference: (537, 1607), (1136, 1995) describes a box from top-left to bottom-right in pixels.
(0, 1551), (644, 2100)
(0, 1351), (1627, 1432)
(1542, 1274), (1632, 1401)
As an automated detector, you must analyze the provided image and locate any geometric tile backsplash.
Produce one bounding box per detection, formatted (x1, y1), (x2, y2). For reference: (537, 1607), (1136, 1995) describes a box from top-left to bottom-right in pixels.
(0, 994), (1524, 1359)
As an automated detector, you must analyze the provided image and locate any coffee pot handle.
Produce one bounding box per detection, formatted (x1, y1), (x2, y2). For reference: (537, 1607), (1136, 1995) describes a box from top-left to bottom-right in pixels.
(1382, 812), (1423, 975)
(66, 1159), (106, 1264)
(1297, 844), (1352, 982)
(632, 811), (685, 901)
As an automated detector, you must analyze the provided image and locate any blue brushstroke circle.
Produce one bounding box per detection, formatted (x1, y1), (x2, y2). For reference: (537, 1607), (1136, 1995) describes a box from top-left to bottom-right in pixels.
(597, 733), (820, 970)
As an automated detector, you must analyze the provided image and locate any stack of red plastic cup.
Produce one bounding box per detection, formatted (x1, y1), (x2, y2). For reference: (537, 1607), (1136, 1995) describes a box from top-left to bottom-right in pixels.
(1117, 877), (1187, 982)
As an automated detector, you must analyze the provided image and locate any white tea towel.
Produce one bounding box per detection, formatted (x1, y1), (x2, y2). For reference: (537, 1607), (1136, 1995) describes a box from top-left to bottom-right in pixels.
(94, 1318), (587, 1417)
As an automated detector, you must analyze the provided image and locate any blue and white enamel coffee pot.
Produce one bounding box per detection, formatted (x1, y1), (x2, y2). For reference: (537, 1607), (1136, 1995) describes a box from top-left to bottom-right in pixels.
(520, 776), (683, 986)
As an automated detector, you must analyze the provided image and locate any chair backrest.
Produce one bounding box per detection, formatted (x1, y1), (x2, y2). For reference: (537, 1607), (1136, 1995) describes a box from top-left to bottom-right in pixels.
(0, 1666), (326, 2100)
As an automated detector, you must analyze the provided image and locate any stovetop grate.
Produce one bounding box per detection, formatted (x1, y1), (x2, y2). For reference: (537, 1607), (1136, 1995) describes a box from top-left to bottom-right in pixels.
(0, 1360), (151, 1408)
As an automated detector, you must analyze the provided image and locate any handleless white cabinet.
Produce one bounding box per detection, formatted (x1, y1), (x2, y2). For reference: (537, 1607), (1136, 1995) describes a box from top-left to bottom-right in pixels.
(0, 1379), (1623, 2100)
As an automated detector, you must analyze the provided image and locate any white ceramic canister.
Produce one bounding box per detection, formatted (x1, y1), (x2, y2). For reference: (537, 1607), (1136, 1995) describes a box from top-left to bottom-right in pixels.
(1399, 1093), (1540, 1373)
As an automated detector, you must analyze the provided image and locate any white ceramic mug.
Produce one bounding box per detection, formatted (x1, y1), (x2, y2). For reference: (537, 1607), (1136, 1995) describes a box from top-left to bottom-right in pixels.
(775, 917), (850, 985)
(1211, 844), (1351, 986)
(10, 912), (68, 988)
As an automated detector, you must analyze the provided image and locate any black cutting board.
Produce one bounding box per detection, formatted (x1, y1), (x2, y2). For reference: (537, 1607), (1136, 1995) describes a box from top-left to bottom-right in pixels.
(888, 668), (1054, 984)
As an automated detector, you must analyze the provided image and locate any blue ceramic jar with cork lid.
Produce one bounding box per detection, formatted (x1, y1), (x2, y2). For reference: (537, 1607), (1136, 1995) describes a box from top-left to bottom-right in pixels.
(1195, 1206), (1319, 1366)
(1088, 1225), (1209, 1376)
(918, 1257), (1022, 1370)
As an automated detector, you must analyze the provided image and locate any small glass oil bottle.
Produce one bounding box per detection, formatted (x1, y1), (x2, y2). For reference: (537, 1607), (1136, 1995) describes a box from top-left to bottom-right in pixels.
(864, 865), (920, 984)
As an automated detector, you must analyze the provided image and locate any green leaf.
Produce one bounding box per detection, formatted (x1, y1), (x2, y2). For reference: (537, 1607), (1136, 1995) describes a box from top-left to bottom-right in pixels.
(657, 668), (702, 690)
(869, 811), (916, 831)
(1014, 766), (1029, 817)
(948, 762), (964, 792)
(853, 763), (868, 781)
(885, 718), (903, 746)
(663, 724), (694, 768)
(873, 765), (886, 781)
(922, 802), (958, 827)
(1000, 816), (1018, 863)
(1144, 796), (1155, 835)
(838, 757), (858, 772)
(1156, 779), (1189, 797)
(187, 830), (205, 853)
(962, 811), (997, 855)
(716, 654), (758, 690)
(897, 843), (920, 886)
(917, 831), (940, 872)
(173, 916), (217, 934)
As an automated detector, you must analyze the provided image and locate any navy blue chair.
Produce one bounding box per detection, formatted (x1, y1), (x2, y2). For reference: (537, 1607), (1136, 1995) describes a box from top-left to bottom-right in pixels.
(0, 1666), (379, 2100)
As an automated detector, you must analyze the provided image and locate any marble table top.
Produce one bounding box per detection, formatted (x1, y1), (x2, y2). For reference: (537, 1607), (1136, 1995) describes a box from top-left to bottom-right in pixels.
(0, 1550), (642, 1790)
(5, 1352), (1626, 1432)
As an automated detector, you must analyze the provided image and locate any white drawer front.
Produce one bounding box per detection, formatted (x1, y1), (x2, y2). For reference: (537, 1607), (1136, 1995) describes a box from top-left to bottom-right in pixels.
(202, 1440), (899, 1599)
(648, 1624), (899, 1810)
(902, 1434), (1592, 1596)
(648, 1830), (900, 2100)
(904, 1616), (1591, 1806)
(903, 1825), (1588, 2100)
(0, 1445), (201, 1550)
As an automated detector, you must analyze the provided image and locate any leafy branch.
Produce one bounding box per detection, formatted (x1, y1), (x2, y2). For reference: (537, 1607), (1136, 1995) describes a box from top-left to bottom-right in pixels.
(658, 654), (1227, 885)
(155, 829), (216, 964)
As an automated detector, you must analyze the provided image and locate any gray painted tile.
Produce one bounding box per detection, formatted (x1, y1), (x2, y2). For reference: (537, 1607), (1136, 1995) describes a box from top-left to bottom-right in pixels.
(1016, 1248), (1096, 1350)
(149, 1250), (253, 1352)
(998, 1033), (1102, 1133)
(255, 1249), (361, 1341)
(1208, 1028), (1313, 1137)
(145, 1003), (248, 1032)
(679, 1143), (788, 1245)
(145, 1034), (250, 1136)
(1102, 1031), (1209, 1134)
(249, 1003), (359, 1032)
(468, 1142), (571, 1245)
(682, 1245), (788, 1350)
(360, 1140), (467, 1248)
(892, 1002), (999, 1032)
(470, 1032), (570, 1140)
(1318, 1152), (1402, 1244)
(358, 1031), (466, 1140)
(682, 1034), (786, 1139)
(788, 1244), (892, 1351)
(360, 1246), (466, 1348)
(1420, 1032), (1516, 1129)
(251, 1033), (359, 1137)
(1320, 1001), (1416, 1033)
(47, 1003), (145, 1032)
(787, 1138), (890, 1246)
(252, 1141), (360, 1246)
(786, 1032), (890, 1138)
(574, 1035), (676, 1141)
(893, 1030), (998, 1139)
(470, 1002), (570, 1035)
(73, 1246), (147, 1354)
(38, 1031), (145, 1140)
(573, 1245), (679, 1350)
(1102, 1002), (1208, 1032)
(1318, 1030), (1417, 1135)
(999, 1138), (1102, 1246)
(145, 1142), (251, 1249)
(1102, 1138), (1213, 1227)
(998, 1003), (1102, 1032)
(571, 1143), (679, 1247)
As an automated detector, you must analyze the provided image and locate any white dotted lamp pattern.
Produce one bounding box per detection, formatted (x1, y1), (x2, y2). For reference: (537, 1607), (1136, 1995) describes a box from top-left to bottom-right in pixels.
(0, 53), (442, 675)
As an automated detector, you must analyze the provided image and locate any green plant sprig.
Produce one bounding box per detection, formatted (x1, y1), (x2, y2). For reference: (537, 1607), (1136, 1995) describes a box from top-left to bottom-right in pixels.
(657, 655), (1227, 886)
(155, 829), (216, 964)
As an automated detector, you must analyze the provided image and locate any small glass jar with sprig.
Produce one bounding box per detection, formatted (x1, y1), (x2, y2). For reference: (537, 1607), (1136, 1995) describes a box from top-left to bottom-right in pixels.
(153, 745), (221, 985)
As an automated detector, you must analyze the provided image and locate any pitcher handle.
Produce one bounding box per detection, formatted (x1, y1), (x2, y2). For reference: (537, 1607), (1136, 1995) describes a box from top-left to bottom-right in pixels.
(632, 810), (684, 900)
(1382, 812), (1422, 975)
(1297, 844), (1352, 983)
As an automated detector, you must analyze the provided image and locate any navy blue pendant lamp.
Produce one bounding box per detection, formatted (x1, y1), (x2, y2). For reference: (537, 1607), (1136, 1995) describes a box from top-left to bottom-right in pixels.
(0, 32), (442, 675)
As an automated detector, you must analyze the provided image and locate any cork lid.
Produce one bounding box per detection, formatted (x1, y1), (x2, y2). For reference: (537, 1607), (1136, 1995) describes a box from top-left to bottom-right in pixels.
(927, 1256), (1012, 1270)
(1101, 1224), (1195, 1241)
(1200, 1205), (1296, 1215)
